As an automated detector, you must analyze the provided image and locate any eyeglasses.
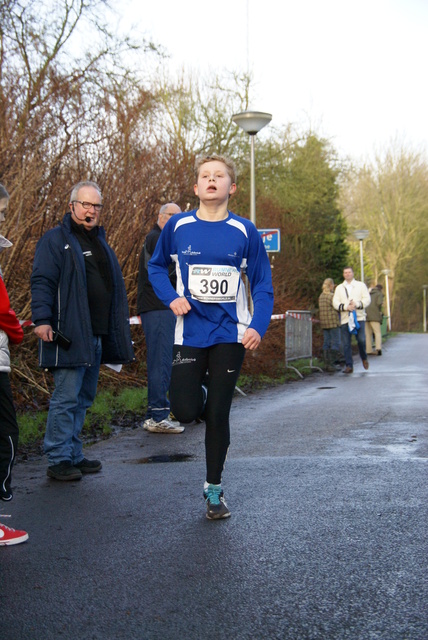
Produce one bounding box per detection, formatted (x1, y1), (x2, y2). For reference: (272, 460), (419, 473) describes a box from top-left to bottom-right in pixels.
(73, 200), (103, 212)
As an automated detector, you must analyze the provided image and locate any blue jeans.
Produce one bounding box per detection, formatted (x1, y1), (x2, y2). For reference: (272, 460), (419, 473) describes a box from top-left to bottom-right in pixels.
(340, 321), (367, 368)
(322, 327), (340, 351)
(44, 336), (102, 465)
(140, 310), (176, 422)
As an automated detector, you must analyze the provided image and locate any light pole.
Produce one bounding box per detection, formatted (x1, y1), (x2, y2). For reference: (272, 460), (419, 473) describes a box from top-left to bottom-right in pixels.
(354, 229), (369, 283)
(381, 269), (392, 331)
(423, 285), (428, 333)
(232, 111), (272, 227)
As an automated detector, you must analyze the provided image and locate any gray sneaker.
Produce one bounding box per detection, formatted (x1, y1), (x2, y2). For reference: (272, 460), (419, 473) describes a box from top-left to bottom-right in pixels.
(204, 484), (231, 520)
(144, 418), (184, 434)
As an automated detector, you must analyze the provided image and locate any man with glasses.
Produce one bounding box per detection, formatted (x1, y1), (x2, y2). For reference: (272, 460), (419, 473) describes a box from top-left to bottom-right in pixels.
(31, 181), (135, 481)
(137, 203), (184, 433)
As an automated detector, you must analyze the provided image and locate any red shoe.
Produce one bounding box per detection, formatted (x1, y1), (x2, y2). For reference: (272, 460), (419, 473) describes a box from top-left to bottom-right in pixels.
(0, 522), (29, 546)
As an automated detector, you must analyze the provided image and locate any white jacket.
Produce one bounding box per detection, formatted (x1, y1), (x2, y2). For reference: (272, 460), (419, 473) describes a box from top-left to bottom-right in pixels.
(0, 329), (11, 373)
(333, 279), (371, 325)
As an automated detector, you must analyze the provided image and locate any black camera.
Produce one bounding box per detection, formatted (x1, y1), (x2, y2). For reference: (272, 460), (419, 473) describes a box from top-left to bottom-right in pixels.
(52, 330), (72, 351)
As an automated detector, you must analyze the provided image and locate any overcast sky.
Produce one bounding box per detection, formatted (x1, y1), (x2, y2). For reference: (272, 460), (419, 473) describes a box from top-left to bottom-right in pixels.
(119, 0), (428, 162)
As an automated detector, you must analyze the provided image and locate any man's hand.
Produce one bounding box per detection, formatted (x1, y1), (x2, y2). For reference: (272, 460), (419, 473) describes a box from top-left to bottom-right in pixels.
(242, 328), (261, 351)
(34, 324), (54, 342)
(347, 299), (356, 311)
(170, 297), (191, 316)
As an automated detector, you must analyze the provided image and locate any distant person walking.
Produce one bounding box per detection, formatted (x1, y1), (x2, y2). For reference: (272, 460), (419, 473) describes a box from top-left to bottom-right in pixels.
(333, 267), (371, 374)
(0, 184), (28, 545)
(366, 283), (384, 356)
(31, 181), (135, 481)
(137, 203), (184, 434)
(318, 278), (340, 370)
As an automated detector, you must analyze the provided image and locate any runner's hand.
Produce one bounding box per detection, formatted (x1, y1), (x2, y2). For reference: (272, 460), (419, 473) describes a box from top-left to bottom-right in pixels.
(170, 297), (191, 316)
(242, 328), (261, 350)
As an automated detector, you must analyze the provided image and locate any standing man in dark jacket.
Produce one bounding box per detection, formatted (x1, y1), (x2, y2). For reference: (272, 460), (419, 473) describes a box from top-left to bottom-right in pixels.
(137, 203), (184, 434)
(31, 181), (135, 481)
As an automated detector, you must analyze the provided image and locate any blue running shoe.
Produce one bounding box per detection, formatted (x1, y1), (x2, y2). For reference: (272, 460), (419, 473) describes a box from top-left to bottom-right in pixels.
(204, 484), (231, 520)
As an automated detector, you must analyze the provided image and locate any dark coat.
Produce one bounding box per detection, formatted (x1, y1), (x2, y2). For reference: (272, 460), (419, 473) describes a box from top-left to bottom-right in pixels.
(366, 287), (384, 323)
(31, 213), (135, 368)
(137, 224), (176, 314)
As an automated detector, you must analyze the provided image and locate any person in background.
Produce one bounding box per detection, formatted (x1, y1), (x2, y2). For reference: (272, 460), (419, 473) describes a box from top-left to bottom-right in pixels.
(333, 266), (371, 374)
(137, 203), (184, 434)
(149, 154), (274, 520)
(31, 181), (135, 481)
(318, 278), (341, 371)
(0, 184), (28, 545)
(365, 283), (384, 356)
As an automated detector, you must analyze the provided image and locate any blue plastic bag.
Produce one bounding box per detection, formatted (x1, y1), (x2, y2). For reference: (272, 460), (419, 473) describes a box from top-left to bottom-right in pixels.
(348, 310), (360, 334)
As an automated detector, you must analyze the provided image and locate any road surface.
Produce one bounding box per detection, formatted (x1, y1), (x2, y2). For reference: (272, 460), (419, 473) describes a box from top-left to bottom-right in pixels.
(2, 333), (427, 639)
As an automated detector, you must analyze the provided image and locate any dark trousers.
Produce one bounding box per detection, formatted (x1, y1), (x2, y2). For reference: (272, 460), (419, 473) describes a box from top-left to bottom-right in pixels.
(340, 321), (367, 367)
(322, 327), (340, 351)
(170, 343), (245, 485)
(0, 372), (19, 499)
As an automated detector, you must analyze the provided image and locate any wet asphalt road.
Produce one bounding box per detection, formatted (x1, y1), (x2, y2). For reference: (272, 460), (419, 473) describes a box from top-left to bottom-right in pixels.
(2, 333), (427, 640)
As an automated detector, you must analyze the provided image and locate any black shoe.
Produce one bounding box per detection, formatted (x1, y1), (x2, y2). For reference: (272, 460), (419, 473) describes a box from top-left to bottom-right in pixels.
(74, 458), (102, 474)
(47, 461), (82, 481)
(378, 350), (382, 356)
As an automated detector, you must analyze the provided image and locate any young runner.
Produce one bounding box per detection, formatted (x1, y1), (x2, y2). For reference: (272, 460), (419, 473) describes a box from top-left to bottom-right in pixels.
(149, 154), (274, 519)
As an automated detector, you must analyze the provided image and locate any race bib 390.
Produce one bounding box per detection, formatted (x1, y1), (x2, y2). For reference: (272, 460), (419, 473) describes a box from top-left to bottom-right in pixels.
(188, 264), (240, 303)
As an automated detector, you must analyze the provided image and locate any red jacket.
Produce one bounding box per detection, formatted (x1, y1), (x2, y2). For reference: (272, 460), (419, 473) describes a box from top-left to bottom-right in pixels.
(0, 276), (23, 344)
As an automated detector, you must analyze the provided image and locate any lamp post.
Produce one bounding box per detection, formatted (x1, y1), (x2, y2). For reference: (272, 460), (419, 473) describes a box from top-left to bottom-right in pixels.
(232, 111), (272, 226)
(423, 285), (428, 333)
(354, 229), (369, 283)
(381, 269), (392, 331)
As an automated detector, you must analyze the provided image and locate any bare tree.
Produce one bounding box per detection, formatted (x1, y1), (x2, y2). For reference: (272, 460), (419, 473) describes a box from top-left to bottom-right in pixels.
(340, 143), (428, 327)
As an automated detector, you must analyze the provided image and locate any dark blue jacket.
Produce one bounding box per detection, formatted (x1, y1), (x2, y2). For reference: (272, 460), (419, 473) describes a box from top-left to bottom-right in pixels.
(136, 224), (177, 314)
(31, 213), (135, 368)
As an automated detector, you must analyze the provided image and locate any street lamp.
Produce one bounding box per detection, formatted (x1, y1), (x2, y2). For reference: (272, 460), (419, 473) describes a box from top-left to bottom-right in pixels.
(354, 229), (369, 283)
(423, 285), (428, 333)
(381, 269), (392, 331)
(232, 110), (272, 226)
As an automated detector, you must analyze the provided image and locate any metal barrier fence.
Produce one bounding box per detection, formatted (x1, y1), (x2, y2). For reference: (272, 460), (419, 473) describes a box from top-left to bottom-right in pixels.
(285, 310), (322, 379)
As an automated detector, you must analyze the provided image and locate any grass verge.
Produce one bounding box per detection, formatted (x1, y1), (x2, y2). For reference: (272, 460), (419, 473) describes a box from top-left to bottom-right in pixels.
(17, 359), (323, 456)
(17, 386), (148, 457)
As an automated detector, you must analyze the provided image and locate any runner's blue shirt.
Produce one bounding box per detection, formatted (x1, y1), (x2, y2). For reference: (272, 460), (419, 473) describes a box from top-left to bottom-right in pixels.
(148, 210), (274, 348)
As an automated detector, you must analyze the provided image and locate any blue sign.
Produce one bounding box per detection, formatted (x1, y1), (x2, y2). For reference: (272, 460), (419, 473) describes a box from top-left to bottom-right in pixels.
(258, 228), (281, 252)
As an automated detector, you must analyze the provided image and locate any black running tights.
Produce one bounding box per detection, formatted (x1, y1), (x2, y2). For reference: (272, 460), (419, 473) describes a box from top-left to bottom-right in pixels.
(0, 372), (19, 497)
(169, 343), (246, 485)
